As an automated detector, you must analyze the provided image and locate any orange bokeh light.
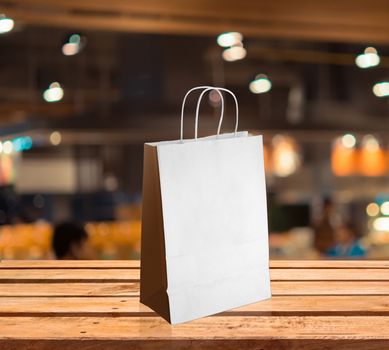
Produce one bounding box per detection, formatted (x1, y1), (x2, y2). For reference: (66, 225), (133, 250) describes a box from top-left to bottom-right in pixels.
(331, 141), (357, 176)
(358, 148), (387, 176)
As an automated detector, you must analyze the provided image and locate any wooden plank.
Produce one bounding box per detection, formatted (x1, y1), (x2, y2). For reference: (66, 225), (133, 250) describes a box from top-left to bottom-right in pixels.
(1, 295), (389, 316)
(0, 339), (386, 350)
(2, 6), (389, 44)
(2, 260), (389, 269)
(1, 316), (389, 340)
(272, 281), (389, 295)
(270, 260), (389, 269)
(0, 297), (150, 315)
(1, 281), (389, 296)
(6, 0), (389, 29)
(0, 283), (139, 297)
(1, 268), (389, 281)
(270, 269), (389, 281)
(225, 295), (389, 315)
(0, 260), (139, 269)
(0, 269), (139, 282)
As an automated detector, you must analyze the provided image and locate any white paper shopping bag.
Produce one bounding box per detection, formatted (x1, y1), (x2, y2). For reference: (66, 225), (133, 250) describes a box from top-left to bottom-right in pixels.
(140, 86), (271, 324)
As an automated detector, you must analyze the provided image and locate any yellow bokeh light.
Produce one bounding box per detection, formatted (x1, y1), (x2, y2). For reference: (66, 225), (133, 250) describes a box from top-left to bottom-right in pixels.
(271, 135), (301, 177)
(50, 131), (62, 146)
(366, 202), (379, 217)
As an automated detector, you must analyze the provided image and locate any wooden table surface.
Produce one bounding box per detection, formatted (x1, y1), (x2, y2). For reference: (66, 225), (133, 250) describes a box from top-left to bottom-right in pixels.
(1, 260), (389, 350)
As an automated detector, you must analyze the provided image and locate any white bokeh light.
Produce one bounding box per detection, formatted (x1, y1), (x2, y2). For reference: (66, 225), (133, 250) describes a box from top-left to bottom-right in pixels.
(222, 45), (246, 62)
(249, 75), (272, 94)
(43, 82), (64, 103)
(373, 82), (389, 97)
(217, 32), (243, 47)
(355, 47), (380, 69)
(341, 134), (356, 149)
(0, 16), (14, 34)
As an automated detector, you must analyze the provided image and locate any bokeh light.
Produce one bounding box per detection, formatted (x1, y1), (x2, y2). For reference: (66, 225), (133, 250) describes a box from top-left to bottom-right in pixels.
(3, 141), (13, 154)
(271, 135), (301, 177)
(366, 202), (379, 217)
(381, 201), (389, 215)
(43, 82), (64, 103)
(222, 44), (246, 62)
(50, 131), (62, 146)
(62, 33), (85, 56)
(341, 133), (356, 149)
(249, 74), (272, 94)
(355, 47), (380, 68)
(217, 32), (243, 47)
(358, 135), (387, 176)
(373, 217), (389, 231)
(331, 136), (357, 176)
(373, 82), (389, 97)
(0, 15), (14, 34)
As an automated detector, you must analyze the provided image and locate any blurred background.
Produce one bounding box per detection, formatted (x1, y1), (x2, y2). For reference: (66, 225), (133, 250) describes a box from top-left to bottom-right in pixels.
(1, 0), (389, 260)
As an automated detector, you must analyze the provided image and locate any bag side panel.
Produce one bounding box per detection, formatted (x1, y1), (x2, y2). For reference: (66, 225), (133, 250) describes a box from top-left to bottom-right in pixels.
(140, 144), (170, 323)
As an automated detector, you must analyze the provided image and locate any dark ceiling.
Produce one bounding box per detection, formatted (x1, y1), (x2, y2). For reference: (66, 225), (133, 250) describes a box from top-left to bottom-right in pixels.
(0, 1), (389, 141)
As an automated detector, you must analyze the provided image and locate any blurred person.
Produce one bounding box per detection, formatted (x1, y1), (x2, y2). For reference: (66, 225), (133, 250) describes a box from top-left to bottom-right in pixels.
(326, 223), (366, 258)
(312, 197), (336, 255)
(52, 222), (93, 259)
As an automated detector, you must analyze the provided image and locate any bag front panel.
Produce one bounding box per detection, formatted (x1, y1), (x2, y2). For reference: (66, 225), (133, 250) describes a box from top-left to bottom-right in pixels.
(157, 134), (270, 323)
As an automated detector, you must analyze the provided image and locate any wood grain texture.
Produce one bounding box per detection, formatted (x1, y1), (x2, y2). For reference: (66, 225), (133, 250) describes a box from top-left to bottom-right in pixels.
(0, 283), (139, 296)
(1, 339), (388, 350)
(1, 316), (389, 339)
(1, 0), (389, 43)
(270, 268), (389, 280)
(0, 260), (139, 269)
(2, 281), (389, 296)
(0, 269), (139, 281)
(1, 267), (389, 281)
(0, 260), (388, 349)
(2, 259), (389, 269)
(1, 295), (389, 316)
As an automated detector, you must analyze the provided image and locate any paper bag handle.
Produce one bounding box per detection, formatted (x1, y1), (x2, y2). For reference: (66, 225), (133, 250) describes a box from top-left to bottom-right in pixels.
(180, 86), (224, 141)
(195, 87), (239, 140)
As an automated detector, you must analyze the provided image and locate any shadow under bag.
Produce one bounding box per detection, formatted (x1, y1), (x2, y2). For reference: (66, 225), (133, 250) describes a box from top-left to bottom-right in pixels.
(140, 86), (271, 324)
